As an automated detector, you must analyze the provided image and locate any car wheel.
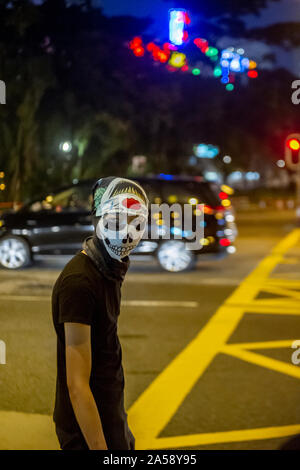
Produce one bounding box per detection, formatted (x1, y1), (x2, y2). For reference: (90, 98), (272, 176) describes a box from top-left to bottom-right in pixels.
(157, 240), (196, 272)
(0, 236), (31, 269)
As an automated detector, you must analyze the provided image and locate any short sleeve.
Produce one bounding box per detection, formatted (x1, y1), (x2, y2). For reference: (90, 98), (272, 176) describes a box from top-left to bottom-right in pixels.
(58, 274), (96, 325)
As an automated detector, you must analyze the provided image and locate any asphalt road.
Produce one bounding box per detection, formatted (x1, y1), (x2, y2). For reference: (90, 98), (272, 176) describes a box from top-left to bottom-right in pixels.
(0, 210), (300, 450)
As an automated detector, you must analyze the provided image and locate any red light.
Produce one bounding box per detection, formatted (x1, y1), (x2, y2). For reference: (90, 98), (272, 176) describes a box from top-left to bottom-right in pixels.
(152, 52), (160, 61)
(184, 12), (191, 25)
(166, 65), (177, 73)
(194, 38), (209, 53)
(182, 31), (189, 42)
(194, 38), (207, 47)
(203, 204), (214, 215)
(181, 64), (189, 72)
(133, 47), (144, 57)
(157, 51), (169, 63)
(219, 191), (228, 200)
(219, 238), (231, 247)
(147, 42), (156, 52)
(287, 138), (300, 151)
(248, 70), (258, 78)
(130, 37), (142, 49)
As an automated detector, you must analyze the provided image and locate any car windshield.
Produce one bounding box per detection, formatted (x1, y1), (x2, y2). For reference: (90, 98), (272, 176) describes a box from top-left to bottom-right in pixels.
(22, 185), (92, 213)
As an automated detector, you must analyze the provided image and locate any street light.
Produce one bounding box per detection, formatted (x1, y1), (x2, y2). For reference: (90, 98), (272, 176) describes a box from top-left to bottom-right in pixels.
(59, 141), (72, 153)
(223, 155), (232, 164)
(277, 159), (285, 168)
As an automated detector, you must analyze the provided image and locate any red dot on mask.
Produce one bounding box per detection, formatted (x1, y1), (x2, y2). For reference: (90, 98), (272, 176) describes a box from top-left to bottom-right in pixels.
(122, 198), (141, 210)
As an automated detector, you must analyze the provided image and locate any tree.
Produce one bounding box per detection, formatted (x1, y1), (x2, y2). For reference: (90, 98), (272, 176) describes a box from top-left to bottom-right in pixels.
(0, 0), (299, 202)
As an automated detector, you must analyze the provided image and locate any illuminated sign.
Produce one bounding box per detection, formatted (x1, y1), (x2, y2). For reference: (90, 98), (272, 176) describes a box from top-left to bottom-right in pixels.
(194, 144), (219, 159)
(169, 9), (190, 46)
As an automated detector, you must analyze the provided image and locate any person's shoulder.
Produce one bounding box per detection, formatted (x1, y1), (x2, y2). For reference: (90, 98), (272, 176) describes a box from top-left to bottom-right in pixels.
(53, 253), (90, 291)
(56, 252), (105, 296)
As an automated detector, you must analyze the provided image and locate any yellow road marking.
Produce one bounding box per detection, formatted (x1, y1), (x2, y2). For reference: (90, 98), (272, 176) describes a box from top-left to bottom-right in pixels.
(265, 279), (300, 288)
(280, 257), (300, 264)
(140, 424), (300, 450)
(128, 229), (300, 449)
(230, 303), (300, 314)
(222, 346), (300, 379)
(258, 285), (300, 300)
(226, 339), (296, 349)
(1, 230), (299, 450)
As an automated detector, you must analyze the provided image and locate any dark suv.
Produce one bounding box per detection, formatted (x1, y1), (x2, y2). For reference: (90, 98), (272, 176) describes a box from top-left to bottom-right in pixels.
(0, 176), (237, 272)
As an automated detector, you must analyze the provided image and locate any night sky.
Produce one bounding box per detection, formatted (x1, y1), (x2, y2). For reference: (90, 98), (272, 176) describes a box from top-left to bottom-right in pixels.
(99, 0), (300, 28)
(98, 0), (300, 73)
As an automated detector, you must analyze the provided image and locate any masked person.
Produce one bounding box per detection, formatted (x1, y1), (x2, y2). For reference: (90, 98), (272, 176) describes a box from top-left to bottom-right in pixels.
(52, 177), (149, 450)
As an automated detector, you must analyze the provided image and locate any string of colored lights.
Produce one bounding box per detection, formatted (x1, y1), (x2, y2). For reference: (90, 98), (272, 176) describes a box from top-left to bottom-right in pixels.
(128, 9), (258, 91)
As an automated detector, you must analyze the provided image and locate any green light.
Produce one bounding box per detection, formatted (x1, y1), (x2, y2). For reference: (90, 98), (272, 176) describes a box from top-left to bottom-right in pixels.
(205, 47), (218, 57)
(213, 66), (222, 77)
(226, 84), (234, 91)
(192, 68), (201, 76)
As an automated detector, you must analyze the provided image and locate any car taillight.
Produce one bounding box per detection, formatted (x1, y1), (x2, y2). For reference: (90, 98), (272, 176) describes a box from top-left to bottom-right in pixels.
(203, 204), (225, 215)
(203, 204), (214, 215)
(219, 238), (231, 247)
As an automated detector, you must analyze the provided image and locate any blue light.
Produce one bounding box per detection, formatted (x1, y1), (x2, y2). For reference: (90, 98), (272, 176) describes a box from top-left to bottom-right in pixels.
(194, 144), (219, 159)
(221, 51), (234, 60)
(217, 219), (225, 226)
(221, 76), (229, 84)
(159, 173), (174, 180)
(171, 227), (194, 237)
(169, 9), (186, 46)
(221, 48), (252, 75)
(241, 58), (250, 69)
(171, 227), (182, 235)
(221, 59), (230, 68)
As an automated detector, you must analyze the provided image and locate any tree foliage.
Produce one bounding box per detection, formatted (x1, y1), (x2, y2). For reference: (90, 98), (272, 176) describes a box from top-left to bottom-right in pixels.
(0, 0), (299, 201)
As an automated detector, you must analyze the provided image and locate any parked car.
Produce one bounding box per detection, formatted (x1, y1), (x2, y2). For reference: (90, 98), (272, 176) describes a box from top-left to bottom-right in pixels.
(0, 176), (237, 272)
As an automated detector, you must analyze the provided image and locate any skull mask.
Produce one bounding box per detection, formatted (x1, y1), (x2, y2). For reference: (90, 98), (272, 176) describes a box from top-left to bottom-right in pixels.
(92, 178), (148, 261)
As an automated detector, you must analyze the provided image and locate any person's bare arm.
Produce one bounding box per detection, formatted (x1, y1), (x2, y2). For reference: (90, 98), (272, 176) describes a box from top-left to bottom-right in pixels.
(65, 322), (108, 450)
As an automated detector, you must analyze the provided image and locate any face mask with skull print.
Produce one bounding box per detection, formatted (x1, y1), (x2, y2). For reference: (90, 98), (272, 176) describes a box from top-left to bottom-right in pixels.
(94, 179), (148, 261)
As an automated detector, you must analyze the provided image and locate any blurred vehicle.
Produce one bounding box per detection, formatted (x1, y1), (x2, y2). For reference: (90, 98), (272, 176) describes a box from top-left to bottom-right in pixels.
(0, 176), (237, 272)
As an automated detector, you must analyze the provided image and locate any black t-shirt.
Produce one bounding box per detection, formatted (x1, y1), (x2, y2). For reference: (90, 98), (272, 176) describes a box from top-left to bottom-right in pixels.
(52, 251), (126, 437)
